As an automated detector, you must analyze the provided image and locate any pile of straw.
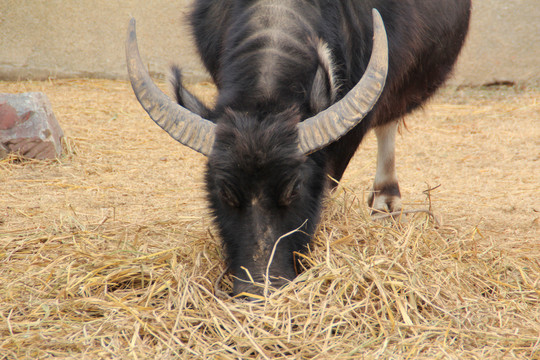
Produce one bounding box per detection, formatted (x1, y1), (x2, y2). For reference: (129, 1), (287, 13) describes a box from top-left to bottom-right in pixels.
(0, 80), (538, 358)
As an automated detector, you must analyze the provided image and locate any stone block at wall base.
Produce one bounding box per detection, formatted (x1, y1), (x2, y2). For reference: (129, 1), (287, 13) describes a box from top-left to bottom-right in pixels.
(0, 92), (63, 160)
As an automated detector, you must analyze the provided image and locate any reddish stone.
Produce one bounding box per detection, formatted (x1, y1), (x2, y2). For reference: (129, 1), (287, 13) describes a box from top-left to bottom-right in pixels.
(0, 92), (63, 160)
(0, 103), (19, 130)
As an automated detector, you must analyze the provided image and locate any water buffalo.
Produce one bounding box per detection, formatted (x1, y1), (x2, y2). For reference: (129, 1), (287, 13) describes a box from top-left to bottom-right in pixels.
(126, 0), (471, 296)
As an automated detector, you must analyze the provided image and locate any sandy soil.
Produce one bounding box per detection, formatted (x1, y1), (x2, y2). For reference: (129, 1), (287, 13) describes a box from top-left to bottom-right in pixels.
(1, 80), (537, 245)
(0, 79), (538, 358)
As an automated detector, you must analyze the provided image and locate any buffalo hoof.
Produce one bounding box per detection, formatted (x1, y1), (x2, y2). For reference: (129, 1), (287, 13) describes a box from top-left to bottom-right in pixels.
(368, 182), (402, 213)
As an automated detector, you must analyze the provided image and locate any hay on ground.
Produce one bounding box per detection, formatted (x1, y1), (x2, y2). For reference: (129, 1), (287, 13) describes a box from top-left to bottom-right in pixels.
(0, 79), (538, 359)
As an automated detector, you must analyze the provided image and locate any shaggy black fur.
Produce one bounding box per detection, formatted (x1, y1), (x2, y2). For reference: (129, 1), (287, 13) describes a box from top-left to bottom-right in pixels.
(171, 0), (471, 295)
(205, 109), (326, 294)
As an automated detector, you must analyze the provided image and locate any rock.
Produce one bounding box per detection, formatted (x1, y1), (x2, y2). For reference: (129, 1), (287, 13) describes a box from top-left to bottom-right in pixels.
(0, 92), (63, 160)
(0, 142), (8, 159)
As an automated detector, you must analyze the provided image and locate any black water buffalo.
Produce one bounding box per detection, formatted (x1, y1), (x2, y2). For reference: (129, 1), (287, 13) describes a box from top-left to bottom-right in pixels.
(126, 0), (471, 296)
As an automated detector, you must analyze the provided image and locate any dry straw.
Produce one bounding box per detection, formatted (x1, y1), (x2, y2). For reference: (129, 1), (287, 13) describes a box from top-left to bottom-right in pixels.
(0, 79), (539, 359)
(1, 187), (538, 359)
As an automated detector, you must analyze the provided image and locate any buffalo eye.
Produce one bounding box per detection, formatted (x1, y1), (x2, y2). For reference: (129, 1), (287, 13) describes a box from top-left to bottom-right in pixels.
(279, 178), (301, 207)
(219, 184), (241, 208)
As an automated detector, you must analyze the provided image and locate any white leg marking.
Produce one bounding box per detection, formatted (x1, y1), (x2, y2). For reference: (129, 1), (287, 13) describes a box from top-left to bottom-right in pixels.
(370, 121), (402, 212)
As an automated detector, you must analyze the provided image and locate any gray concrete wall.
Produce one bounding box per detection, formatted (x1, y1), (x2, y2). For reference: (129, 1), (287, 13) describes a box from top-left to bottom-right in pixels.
(451, 0), (539, 85)
(1, 0), (539, 85)
(0, 0), (205, 81)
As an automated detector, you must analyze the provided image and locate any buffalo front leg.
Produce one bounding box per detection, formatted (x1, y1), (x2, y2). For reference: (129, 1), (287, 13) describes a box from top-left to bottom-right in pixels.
(368, 121), (402, 212)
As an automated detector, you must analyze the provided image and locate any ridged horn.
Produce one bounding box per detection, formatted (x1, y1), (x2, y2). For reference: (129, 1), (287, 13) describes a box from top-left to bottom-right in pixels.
(297, 9), (389, 154)
(126, 18), (216, 156)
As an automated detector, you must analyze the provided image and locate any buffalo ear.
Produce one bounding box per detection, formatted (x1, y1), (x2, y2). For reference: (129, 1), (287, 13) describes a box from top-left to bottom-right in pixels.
(170, 66), (212, 119)
(309, 40), (338, 115)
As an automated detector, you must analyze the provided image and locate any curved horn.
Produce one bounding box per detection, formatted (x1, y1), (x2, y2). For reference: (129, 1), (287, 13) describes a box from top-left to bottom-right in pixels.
(297, 9), (389, 154)
(126, 18), (215, 156)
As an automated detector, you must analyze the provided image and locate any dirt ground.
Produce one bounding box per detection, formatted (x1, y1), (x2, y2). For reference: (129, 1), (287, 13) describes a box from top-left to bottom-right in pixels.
(0, 79), (538, 358)
(1, 80), (538, 244)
